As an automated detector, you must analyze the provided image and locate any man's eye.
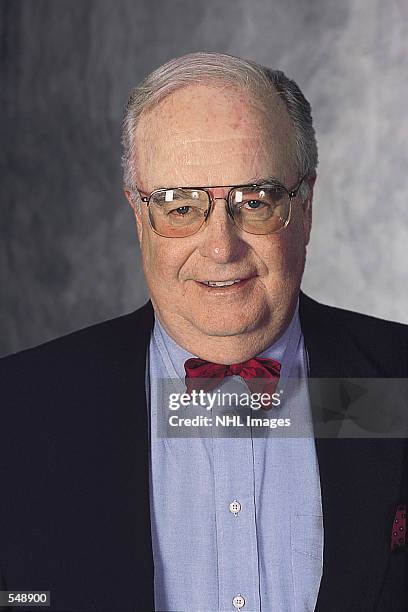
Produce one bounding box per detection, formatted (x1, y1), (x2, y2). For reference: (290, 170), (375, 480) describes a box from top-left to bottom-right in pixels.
(168, 206), (192, 216)
(243, 199), (266, 210)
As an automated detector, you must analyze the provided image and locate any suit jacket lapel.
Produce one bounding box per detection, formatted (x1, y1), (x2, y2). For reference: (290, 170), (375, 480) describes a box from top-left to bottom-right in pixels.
(123, 301), (155, 608)
(299, 292), (406, 610)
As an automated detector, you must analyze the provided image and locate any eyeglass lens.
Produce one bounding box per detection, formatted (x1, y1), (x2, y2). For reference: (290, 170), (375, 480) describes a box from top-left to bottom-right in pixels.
(148, 186), (291, 237)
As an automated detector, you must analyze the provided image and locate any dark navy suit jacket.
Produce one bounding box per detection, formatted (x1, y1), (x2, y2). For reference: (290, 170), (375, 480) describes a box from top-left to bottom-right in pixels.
(1, 293), (407, 611)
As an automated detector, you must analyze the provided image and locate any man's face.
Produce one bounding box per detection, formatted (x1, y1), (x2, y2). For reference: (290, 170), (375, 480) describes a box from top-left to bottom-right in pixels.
(125, 83), (314, 363)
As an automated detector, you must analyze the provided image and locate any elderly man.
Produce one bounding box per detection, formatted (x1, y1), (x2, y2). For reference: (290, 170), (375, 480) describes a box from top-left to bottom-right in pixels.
(1, 53), (407, 612)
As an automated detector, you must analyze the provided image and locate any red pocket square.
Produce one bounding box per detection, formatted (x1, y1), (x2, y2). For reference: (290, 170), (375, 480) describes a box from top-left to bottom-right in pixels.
(391, 504), (406, 552)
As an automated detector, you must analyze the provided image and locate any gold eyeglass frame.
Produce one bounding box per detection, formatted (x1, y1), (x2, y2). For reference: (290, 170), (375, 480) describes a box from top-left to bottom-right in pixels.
(133, 174), (307, 238)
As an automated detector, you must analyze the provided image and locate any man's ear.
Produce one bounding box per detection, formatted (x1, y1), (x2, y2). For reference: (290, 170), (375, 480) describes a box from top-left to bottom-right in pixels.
(302, 174), (316, 246)
(123, 186), (143, 242)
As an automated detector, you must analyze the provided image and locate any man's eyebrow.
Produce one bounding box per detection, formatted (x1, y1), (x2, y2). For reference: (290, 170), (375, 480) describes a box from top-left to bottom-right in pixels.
(146, 176), (283, 191)
(244, 175), (282, 185)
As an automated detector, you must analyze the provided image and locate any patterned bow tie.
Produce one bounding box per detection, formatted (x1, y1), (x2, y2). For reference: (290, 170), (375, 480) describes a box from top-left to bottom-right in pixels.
(184, 357), (281, 399)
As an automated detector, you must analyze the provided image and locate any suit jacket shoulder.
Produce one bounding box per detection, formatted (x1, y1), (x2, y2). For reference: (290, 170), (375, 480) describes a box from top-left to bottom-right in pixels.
(299, 291), (408, 377)
(1, 301), (154, 372)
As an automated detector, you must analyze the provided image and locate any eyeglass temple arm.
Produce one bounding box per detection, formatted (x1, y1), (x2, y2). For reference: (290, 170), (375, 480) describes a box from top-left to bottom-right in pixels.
(288, 174), (308, 198)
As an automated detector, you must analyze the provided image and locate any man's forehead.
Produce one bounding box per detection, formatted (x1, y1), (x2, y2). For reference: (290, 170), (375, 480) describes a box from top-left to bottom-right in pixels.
(133, 84), (296, 188)
(135, 144), (293, 191)
(137, 82), (291, 136)
(137, 111), (269, 148)
(136, 116), (294, 164)
(137, 133), (267, 160)
(158, 134), (263, 144)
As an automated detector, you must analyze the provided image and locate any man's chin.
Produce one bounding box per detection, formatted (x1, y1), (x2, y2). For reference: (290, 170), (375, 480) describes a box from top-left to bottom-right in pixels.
(186, 316), (263, 338)
(194, 326), (251, 338)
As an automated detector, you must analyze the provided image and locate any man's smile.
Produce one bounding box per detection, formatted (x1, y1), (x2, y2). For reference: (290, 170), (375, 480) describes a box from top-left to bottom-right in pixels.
(200, 279), (242, 287)
(194, 276), (257, 293)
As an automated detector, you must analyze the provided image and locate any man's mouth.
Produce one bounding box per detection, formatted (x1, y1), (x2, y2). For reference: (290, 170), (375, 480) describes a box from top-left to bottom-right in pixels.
(196, 276), (256, 291)
(200, 279), (243, 287)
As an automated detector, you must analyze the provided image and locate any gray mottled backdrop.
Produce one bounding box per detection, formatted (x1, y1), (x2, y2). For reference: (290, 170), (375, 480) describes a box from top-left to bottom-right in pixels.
(1, 0), (407, 356)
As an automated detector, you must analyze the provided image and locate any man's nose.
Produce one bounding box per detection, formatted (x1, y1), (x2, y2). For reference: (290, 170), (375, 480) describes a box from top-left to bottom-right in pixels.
(197, 198), (247, 263)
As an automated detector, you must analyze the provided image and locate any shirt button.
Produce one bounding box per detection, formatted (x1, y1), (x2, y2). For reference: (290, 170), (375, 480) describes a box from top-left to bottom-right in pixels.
(232, 594), (245, 609)
(229, 500), (241, 516)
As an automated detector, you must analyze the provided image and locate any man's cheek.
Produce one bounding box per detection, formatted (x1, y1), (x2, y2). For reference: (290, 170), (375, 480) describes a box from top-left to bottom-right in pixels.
(140, 242), (159, 283)
(147, 248), (174, 283)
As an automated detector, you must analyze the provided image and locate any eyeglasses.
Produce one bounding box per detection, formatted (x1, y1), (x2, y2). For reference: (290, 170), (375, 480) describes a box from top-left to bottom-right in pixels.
(133, 175), (306, 238)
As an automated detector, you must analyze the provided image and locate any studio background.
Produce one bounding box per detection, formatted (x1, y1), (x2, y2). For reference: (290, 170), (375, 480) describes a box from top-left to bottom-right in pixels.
(1, 0), (407, 357)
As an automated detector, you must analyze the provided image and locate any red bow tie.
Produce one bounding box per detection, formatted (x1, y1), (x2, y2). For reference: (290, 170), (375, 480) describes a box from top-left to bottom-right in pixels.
(184, 357), (281, 399)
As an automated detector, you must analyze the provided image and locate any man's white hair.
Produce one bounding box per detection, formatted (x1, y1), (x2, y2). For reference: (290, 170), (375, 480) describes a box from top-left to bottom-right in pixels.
(121, 52), (318, 201)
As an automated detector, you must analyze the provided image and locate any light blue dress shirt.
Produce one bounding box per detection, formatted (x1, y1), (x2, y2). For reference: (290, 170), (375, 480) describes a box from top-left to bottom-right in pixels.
(147, 305), (323, 612)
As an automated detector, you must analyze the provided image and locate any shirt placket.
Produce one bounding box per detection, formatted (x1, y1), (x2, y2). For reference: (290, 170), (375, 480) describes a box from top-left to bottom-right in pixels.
(212, 427), (261, 612)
